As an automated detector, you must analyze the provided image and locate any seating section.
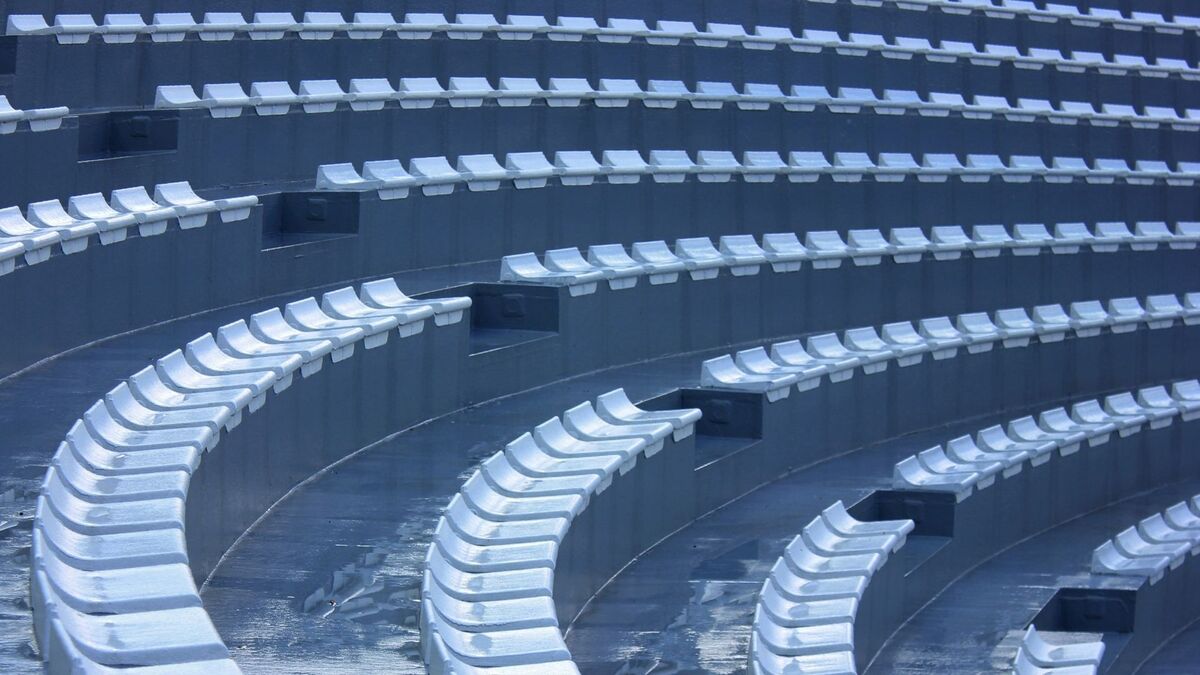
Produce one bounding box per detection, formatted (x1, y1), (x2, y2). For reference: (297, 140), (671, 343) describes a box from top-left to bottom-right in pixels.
(155, 77), (1200, 131)
(29, 280), (470, 670)
(317, 150), (1200, 204)
(0, 95), (68, 133)
(500, 225), (1200, 294)
(749, 501), (913, 674)
(1013, 625), (1105, 675)
(1091, 495), (1200, 585)
(700, 293), (1200, 402)
(819, 0), (1197, 35)
(420, 390), (700, 672)
(7, 13), (1199, 80)
(892, 380), (1200, 501)
(0, 182), (256, 276)
(6, 0), (1200, 672)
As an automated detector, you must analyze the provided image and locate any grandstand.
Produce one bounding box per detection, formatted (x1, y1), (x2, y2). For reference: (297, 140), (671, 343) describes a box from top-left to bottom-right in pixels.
(1, 0), (1199, 673)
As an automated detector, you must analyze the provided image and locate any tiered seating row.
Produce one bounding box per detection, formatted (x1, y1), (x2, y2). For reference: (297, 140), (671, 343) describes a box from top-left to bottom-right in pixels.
(750, 501), (913, 674)
(1013, 625), (1105, 675)
(30, 279), (470, 672)
(0, 182), (255, 276)
(0, 95), (68, 134)
(155, 77), (1200, 132)
(893, 380), (1200, 500)
(317, 150), (1200, 202)
(1092, 495), (1200, 584)
(500, 224), (1200, 295)
(421, 390), (700, 673)
(826, 0), (1196, 35)
(700, 293), (1199, 402)
(7, 13), (1199, 80)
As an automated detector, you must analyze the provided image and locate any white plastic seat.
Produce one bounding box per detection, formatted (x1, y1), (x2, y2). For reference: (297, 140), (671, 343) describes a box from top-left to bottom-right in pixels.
(1073, 399), (1141, 437)
(888, 228), (930, 263)
(742, 151), (788, 183)
(695, 151), (740, 182)
(500, 253), (600, 296)
(691, 81), (737, 110)
(155, 182), (255, 224)
(1011, 223), (1052, 255)
(1106, 297), (1147, 332)
(648, 150), (695, 183)
(672, 237), (726, 280)
(321, 287), (431, 338)
(1143, 294), (1183, 329)
(585, 244), (663, 285)
(297, 80), (344, 113)
(1068, 300), (1110, 337)
(772, 340), (856, 383)
(946, 433), (1028, 475)
(109, 187), (176, 236)
(916, 317), (966, 359)
(446, 77), (492, 108)
(702, 355), (796, 402)
(955, 313), (1002, 352)
(875, 154), (919, 182)
(893, 455), (978, 500)
(602, 150), (649, 184)
(993, 308), (1036, 347)
(930, 226), (970, 260)
(1019, 626), (1106, 670)
(493, 77), (541, 108)
(1051, 223), (1092, 254)
(546, 247), (638, 290)
(643, 80), (689, 109)
(456, 154), (509, 192)
(1105, 392), (1170, 429)
(716, 235), (769, 275)
(843, 326), (904, 365)
(736, 347), (825, 392)
(248, 81), (298, 115)
(553, 151), (601, 186)
(26, 200), (99, 253)
(1039, 406), (1108, 448)
(969, 224), (1012, 257)
(629, 240), (691, 285)
(788, 151), (832, 183)
(761, 233), (808, 272)
(409, 156), (461, 196)
(808, 333), (887, 375)
(504, 152), (555, 190)
(880, 322), (930, 365)
(594, 389), (700, 441)
(396, 78), (445, 109)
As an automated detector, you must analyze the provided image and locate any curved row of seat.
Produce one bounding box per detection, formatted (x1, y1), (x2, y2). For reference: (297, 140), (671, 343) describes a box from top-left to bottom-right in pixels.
(893, 379), (1200, 500)
(316, 150), (1200, 203)
(830, 0), (1195, 34)
(1014, 625), (1105, 675)
(29, 279), (470, 672)
(700, 293), (1199, 402)
(0, 95), (67, 134)
(749, 501), (914, 674)
(420, 390), (701, 673)
(499, 223), (1200, 294)
(826, 0), (1195, 34)
(154, 77), (1200, 132)
(0, 182), (255, 276)
(1092, 494), (1200, 585)
(7, 12), (1198, 80)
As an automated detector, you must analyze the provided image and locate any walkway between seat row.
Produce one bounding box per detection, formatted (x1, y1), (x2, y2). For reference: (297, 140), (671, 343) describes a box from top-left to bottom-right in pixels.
(867, 480), (1200, 673)
(198, 343), (712, 673)
(561, 395), (1129, 672)
(0, 261), (492, 673)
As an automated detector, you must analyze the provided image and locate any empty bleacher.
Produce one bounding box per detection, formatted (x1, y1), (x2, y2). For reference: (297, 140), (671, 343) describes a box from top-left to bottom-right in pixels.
(1, 0), (1199, 673)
